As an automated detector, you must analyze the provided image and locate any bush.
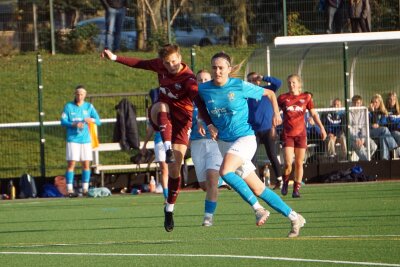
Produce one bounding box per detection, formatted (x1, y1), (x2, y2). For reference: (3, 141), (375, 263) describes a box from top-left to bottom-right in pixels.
(56, 23), (99, 54)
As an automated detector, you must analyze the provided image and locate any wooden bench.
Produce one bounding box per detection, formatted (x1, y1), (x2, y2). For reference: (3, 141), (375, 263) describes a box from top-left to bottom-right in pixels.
(92, 141), (159, 187)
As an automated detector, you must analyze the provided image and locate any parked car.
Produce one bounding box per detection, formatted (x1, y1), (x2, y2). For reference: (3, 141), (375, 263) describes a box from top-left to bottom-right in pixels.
(76, 16), (137, 50)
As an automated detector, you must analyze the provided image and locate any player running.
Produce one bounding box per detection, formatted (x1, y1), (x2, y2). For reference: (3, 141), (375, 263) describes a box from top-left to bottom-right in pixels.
(278, 74), (327, 198)
(197, 52), (306, 237)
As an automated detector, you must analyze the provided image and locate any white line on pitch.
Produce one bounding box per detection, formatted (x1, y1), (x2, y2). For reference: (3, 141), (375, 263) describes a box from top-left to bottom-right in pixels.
(0, 251), (399, 266)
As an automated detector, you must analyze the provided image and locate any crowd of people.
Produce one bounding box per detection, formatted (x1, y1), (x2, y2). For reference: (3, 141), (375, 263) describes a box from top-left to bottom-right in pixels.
(60, 42), (399, 238)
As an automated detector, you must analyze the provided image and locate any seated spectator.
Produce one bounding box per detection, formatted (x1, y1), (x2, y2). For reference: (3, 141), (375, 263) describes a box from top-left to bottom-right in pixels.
(323, 98), (347, 161)
(369, 94), (398, 160)
(385, 92), (400, 157)
(349, 95), (377, 161)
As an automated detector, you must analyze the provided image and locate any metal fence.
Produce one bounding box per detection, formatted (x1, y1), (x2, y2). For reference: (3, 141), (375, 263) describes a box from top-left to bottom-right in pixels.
(0, 0), (399, 53)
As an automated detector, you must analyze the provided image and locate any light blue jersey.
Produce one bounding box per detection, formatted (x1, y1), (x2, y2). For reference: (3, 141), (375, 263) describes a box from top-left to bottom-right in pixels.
(61, 101), (101, 144)
(154, 131), (162, 144)
(198, 78), (264, 142)
(190, 105), (211, 140)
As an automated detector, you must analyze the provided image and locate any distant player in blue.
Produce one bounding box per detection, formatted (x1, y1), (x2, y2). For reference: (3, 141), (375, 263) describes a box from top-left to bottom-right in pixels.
(247, 72), (283, 189)
(197, 52), (306, 237)
(141, 88), (169, 203)
(190, 70), (224, 227)
(61, 85), (101, 197)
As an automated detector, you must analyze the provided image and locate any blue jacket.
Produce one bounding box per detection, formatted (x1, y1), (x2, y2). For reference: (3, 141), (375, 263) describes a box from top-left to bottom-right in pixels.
(247, 76), (282, 132)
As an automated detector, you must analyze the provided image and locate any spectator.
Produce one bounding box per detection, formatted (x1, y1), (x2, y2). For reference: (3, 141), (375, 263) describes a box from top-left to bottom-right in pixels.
(323, 98), (347, 160)
(369, 94), (398, 160)
(100, 0), (128, 52)
(385, 92), (400, 157)
(326, 0), (344, 34)
(349, 95), (377, 161)
(278, 82), (327, 198)
(247, 72), (283, 190)
(60, 85), (101, 197)
(348, 0), (371, 32)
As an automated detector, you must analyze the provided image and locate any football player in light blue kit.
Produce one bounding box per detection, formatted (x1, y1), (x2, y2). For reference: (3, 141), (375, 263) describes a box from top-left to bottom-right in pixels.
(191, 70), (224, 227)
(197, 52), (306, 237)
(61, 85), (101, 197)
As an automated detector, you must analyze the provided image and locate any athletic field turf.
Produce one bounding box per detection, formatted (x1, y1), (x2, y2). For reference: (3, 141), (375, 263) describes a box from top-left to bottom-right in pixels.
(1, 181), (399, 266)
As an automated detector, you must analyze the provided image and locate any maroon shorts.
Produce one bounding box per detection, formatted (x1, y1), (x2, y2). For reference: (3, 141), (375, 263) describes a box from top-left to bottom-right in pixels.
(148, 104), (192, 146)
(281, 134), (307, 149)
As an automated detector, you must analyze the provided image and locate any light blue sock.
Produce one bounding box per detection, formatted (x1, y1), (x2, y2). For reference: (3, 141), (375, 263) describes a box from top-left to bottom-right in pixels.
(205, 200), (217, 214)
(217, 177), (224, 187)
(259, 188), (292, 217)
(222, 172), (258, 206)
(82, 169), (91, 184)
(163, 188), (168, 199)
(66, 171), (74, 186)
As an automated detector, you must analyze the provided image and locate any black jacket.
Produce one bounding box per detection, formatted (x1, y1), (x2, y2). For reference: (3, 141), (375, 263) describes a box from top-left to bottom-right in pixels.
(100, 0), (127, 9)
(113, 98), (139, 150)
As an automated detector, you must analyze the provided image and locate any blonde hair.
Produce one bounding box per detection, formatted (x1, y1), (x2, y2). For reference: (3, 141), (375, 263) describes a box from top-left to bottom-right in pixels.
(385, 92), (400, 115)
(370, 94), (388, 115)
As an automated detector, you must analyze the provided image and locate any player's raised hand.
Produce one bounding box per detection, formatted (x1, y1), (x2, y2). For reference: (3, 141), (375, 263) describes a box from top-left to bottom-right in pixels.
(101, 49), (116, 61)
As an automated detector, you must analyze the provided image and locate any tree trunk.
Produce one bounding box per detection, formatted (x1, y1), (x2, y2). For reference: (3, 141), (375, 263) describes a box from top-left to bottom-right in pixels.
(232, 0), (248, 47)
(136, 0), (147, 50)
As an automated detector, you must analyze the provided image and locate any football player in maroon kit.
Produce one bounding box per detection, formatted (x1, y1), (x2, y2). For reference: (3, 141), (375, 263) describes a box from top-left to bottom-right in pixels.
(278, 74), (327, 198)
(102, 44), (209, 232)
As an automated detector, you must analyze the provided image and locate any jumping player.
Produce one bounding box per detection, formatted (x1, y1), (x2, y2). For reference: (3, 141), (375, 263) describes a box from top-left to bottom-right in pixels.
(102, 44), (207, 232)
(278, 74), (327, 198)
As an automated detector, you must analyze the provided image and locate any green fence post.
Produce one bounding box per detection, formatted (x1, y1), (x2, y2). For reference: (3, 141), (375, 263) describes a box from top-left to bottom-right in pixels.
(36, 53), (46, 178)
(343, 42), (350, 161)
(191, 47), (196, 73)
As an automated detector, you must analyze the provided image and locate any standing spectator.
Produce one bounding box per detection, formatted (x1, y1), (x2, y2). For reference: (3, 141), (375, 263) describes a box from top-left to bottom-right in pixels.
(349, 95), (377, 161)
(369, 94), (398, 160)
(61, 85), (101, 197)
(385, 92), (400, 157)
(198, 52), (306, 238)
(100, 0), (128, 52)
(278, 75), (327, 198)
(191, 70), (223, 227)
(247, 72), (283, 190)
(101, 44), (209, 232)
(323, 98), (347, 160)
(348, 0), (371, 32)
(326, 0), (344, 33)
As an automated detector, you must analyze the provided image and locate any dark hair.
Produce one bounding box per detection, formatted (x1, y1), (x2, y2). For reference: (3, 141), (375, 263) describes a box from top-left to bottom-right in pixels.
(75, 84), (85, 91)
(211, 51), (231, 66)
(352, 95), (362, 102)
(158, 44), (180, 59)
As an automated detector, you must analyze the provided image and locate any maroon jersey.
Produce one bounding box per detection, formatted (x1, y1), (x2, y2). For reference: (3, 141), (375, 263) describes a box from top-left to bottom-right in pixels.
(278, 92), (314, 136)
(116, 56), (198, 145)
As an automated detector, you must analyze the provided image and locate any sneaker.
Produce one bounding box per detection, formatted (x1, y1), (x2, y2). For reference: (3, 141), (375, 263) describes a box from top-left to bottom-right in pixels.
(68, 192), (78, 198)
(166, 149), (176, 163)
(281, 179), (289, 196)
(255, 208), (270, 226)
(164, 207), (174, 232)
(202, 215), (213, 227)
(288, 214), (306, 238)
(273, 180), (281, 190)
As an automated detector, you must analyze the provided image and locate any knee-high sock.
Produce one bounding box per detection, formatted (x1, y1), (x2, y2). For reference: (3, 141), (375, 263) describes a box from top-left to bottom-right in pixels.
(82, 169), (91, 191)
(65, 171), (74, 192)
(167, 176), (181, 204)
(221, 172), (258, 206)
(204, 200), (217, 215)
(158, 112), (172, 143)
(259, 188), (291, 217)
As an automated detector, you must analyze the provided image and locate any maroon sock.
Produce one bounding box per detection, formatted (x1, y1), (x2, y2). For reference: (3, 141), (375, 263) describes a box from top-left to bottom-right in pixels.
(157, 112), (172, 143)
(167, 176), (181, 204)
(293, 181), (301, 192)
(283, 174), (290, 183)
